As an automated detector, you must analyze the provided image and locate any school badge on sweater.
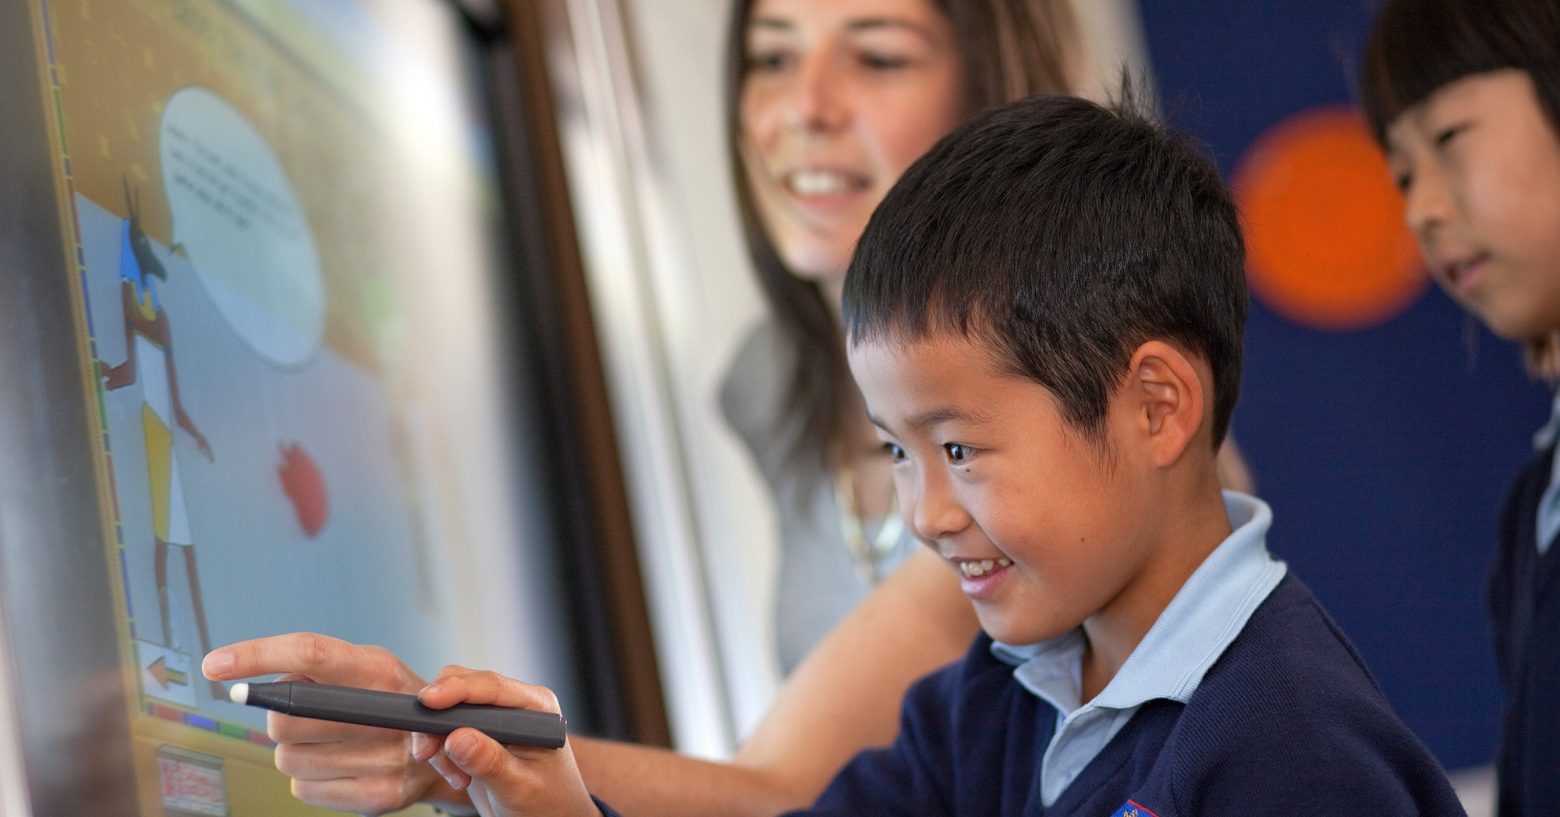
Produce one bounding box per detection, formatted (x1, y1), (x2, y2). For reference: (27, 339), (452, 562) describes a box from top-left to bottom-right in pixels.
(1110, 800), (1161, 817)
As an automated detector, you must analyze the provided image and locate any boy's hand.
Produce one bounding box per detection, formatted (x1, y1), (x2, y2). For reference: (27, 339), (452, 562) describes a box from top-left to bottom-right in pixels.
(201, 633), (456, 815)
(415, 667), (600, 817)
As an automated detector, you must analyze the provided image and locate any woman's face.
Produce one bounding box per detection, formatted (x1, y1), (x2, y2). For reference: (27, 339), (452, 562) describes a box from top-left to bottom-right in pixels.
(1385, 69), (1560, 341)
(739, 0), (966, 286)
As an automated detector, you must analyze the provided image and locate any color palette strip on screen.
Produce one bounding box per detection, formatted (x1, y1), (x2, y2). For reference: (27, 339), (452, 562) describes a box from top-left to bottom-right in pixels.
(146, 701), (273, 747)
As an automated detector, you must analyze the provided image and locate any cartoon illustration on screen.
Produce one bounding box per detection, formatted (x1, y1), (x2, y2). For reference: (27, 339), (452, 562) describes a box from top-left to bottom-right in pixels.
(99, 179), (220, 703)
(30, 2), (518, 809)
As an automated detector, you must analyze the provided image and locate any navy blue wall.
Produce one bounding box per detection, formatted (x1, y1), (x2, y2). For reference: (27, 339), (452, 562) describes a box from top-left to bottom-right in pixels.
(1137, 1), (1551, 771)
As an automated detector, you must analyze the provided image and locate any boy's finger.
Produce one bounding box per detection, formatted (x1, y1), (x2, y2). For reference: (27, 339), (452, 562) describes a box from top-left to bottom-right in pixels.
(203, 633), (352, 680)
(203, 633), (417, 692)
(266, 710), (361, 744)
(291, 776), (415, 816)
(410, 731), (447, 762)
(420, 671), (560, 714)
(427, 664), (475, 684)
(273, 735), (409, 780)
(443, 728), (508, 782)
(427, 741), (473, 791)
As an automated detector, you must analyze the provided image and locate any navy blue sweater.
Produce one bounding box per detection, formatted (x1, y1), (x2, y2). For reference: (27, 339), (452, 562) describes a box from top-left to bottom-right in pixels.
(1490, 444), (1560, 817)
(596, 575), (1461, 817)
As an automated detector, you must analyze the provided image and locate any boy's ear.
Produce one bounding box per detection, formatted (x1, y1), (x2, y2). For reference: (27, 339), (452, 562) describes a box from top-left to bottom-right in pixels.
(1124, 340), (1207, 467)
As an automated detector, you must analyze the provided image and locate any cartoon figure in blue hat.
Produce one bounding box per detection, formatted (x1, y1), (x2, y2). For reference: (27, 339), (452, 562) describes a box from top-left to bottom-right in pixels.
(100, 179), (218, 699)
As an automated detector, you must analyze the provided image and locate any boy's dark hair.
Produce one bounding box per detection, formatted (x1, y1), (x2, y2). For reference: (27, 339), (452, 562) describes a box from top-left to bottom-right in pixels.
(843, 93), (1246, 448)
(1360, 0), (1560, 145)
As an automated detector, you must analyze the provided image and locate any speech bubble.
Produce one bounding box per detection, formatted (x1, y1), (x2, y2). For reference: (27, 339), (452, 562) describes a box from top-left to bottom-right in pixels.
(160, 87), (324, 368)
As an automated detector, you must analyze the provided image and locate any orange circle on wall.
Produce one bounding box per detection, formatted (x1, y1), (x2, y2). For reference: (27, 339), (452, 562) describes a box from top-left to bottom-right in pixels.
(1233, 107), (1427, 331)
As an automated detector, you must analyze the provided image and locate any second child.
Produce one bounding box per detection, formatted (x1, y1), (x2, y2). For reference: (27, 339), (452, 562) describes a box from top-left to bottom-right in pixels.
(1363, 0), (1560, 814)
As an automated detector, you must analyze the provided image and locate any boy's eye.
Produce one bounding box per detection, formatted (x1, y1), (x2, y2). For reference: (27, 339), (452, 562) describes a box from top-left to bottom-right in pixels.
(943, 443), (975, 465)
(1433, 124), (1465, 149)
(881, 442), (906, 462)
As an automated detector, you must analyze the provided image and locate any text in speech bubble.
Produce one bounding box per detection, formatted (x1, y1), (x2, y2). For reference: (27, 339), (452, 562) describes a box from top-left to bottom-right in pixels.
(160, 86), (324, 368)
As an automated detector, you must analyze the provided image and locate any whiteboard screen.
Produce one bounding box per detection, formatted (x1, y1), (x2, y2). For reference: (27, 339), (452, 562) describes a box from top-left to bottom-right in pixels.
(0, 1), (585, 814)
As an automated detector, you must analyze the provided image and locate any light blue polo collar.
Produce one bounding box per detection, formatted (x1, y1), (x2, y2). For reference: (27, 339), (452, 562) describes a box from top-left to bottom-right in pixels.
(990, 491), (1286, 805)
(1534, 391), (1560, 553)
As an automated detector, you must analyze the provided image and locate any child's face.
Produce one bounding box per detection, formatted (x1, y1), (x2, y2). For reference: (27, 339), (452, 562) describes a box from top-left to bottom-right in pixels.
(848, 332), (1163, 645)
(1386, 69), (1560, 341)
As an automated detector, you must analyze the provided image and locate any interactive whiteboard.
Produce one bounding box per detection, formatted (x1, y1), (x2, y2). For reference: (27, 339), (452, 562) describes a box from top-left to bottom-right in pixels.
(0, 1), (588, 814)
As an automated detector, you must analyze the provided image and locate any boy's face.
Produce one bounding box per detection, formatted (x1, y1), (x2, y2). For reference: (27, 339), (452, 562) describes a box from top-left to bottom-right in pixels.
(848, 331), (1164, 645)
(1385, 69), (1560, 341)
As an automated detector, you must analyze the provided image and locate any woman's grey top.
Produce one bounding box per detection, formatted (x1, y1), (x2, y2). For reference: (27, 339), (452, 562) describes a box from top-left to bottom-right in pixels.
(718, 320), (916, 675)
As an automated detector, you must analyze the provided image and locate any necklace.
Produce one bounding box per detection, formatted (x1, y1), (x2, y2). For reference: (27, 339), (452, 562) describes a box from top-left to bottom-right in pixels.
(834, 460), (905, 584)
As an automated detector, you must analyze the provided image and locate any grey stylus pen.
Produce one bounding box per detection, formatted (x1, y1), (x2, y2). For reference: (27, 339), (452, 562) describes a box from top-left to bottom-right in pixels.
(230, 681), (566, 749)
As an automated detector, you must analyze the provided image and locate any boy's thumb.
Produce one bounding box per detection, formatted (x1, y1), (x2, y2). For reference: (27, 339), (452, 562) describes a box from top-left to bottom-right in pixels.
(445, 729), (506, 780)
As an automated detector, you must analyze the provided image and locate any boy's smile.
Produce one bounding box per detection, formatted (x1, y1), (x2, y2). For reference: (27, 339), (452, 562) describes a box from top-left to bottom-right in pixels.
(847, 331), (1202, 651)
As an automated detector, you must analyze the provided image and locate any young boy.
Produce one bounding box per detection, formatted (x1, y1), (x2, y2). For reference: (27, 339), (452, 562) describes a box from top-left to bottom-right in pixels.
(408, 94), (1466, 816)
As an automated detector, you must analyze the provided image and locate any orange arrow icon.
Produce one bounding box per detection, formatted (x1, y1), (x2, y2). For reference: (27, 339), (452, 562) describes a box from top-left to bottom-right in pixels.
(148, 656), (189, 690)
